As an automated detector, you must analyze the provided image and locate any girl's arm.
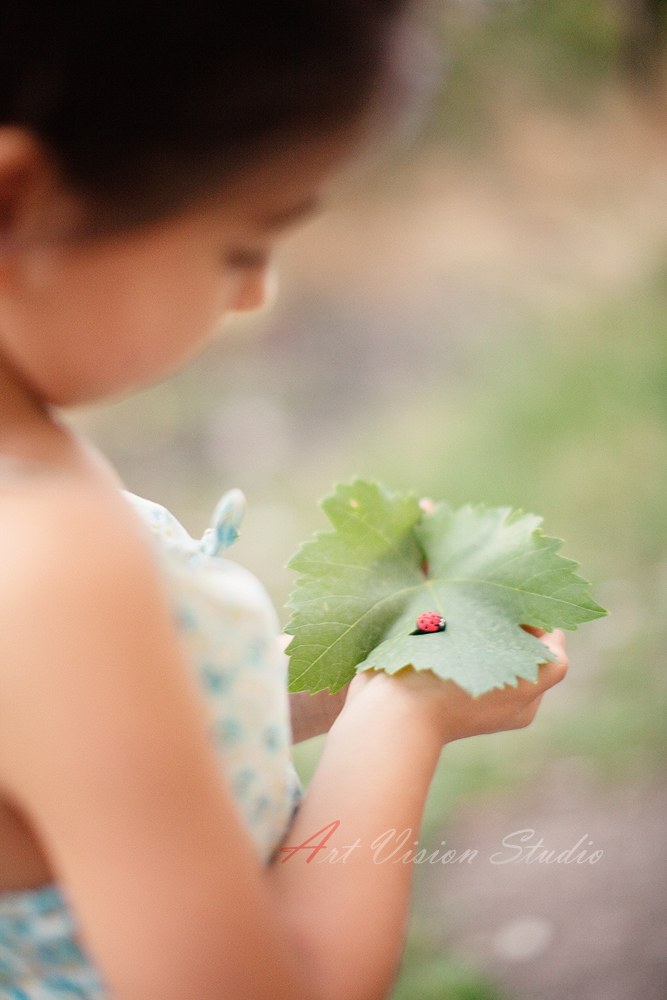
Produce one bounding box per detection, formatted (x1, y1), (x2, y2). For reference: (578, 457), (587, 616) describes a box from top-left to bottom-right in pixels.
(0, 476), (566, 1000)
(269, 634), (566, 1000)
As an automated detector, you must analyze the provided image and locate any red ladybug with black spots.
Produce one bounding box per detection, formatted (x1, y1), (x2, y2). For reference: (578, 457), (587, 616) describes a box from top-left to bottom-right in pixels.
(411, 612), (446, 635)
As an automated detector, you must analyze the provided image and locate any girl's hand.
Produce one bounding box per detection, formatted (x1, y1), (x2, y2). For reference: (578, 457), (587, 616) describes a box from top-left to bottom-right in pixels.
(288, 686), (350, 743)
(279, 634), (350, 743)
(342, 626), (568, 746)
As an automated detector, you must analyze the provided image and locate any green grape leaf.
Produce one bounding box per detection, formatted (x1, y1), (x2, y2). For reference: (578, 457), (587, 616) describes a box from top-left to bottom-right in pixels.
(284, 479), (607, 696)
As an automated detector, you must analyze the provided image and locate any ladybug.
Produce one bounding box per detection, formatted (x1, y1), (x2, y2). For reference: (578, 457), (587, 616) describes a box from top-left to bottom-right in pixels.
(411, 612), (446, 635)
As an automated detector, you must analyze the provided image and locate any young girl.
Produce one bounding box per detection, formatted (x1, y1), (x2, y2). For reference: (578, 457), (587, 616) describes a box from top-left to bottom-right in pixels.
(0, 3), (567, 999)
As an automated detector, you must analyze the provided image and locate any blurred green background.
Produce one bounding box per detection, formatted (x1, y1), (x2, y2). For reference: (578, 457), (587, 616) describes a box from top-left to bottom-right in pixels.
(66, 2), (667, 998)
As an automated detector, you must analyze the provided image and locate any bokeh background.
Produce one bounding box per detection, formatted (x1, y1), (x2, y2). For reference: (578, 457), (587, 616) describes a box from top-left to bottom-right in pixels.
(65, 2), (667, 998)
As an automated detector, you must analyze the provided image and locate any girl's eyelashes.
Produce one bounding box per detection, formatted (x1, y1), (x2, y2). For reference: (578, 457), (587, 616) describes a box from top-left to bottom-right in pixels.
(224, 248), (270, 271)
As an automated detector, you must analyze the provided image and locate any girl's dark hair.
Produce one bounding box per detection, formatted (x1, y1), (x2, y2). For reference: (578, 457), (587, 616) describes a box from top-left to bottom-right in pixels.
(0, 1), (412, 226)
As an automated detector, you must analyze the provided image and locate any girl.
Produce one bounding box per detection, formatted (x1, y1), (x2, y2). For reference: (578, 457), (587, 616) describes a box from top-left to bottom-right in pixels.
(0, 3), (567, 999)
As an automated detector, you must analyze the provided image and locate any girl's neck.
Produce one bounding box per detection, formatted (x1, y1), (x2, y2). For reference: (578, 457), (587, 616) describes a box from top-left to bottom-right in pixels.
(0, 352), (53, 445)
(0, 350), (123, 488)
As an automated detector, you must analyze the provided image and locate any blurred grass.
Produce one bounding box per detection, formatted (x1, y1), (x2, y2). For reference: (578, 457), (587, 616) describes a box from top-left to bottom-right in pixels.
(390, 946), (510, 1000)
(423, 0), (627, 158)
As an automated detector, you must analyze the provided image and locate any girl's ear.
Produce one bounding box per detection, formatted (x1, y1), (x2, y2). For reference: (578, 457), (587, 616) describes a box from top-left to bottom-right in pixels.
(0, 129), (50, 239)
(0, 128), (79, 262)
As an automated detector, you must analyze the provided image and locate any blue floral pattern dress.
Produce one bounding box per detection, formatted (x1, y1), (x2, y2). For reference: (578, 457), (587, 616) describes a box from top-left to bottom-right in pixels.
(0, 488), (303, 999)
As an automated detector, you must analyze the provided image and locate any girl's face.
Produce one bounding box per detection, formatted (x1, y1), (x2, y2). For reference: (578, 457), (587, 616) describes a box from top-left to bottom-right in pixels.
(0, 134), (350, 407)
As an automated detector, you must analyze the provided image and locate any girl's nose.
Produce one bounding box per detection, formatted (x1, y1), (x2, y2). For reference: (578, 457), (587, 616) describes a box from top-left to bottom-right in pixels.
(231, 266), (277, 313)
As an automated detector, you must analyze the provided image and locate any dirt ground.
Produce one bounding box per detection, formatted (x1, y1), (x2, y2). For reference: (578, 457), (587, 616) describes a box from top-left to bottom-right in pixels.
(417, 763), (667, 1000)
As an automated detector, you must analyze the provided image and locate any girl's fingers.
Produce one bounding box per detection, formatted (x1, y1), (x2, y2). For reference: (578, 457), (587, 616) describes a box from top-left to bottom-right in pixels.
(537, 627), (567, 666)
(534, 644), (568, 694)
(512, 692), (544, 729)
(521, 624), (567, 668)
(537, 657), (567, 689)
(513, 626), (568, 698)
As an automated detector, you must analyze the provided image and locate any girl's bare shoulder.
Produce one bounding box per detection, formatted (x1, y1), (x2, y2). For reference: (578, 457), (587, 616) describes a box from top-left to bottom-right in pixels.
(0, 464), (167, 685)
(0, 462), (151, 581)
